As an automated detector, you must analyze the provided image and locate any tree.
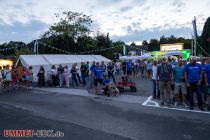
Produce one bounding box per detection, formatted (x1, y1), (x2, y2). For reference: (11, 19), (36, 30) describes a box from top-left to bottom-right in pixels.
(201, 16), (210, 55)
(159, 35), (168, 44)
(15, 47), (34, 58)
(148, 39), (160, 51)
(130, 42), (136, 47)
(142, 40), (148, 46)
(42, 11), (93, 53)
(95, 33), (111, 49)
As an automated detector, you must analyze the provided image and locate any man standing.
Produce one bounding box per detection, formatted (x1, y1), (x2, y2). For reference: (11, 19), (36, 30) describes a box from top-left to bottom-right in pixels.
(107, 62), (116, 84)
(100, 61), (107, 76)
(172, 59), (187, 107)
(89, 61), (96, 89)
(157, 57), (172, 106)
(201, 59), (207, 105)
(115, 60), (121, 77)
(184, 56), (204, 110)
(204, 58), (210, 111)
(80, 62), (88, 86)
(94, 62), (103, 94)
(57, 64), (64, 87)
(151, 60), (160, 99)
(126, 60), (134, 77)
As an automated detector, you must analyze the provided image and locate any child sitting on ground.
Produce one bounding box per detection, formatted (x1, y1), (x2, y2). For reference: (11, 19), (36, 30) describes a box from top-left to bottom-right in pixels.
(102, 75), (112, 97)
(102, 75), (119, 97)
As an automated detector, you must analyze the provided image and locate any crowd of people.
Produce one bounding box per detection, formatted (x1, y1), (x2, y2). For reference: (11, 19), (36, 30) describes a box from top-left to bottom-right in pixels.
(0, 56), (210, 111)
(152, 56), (210, 111)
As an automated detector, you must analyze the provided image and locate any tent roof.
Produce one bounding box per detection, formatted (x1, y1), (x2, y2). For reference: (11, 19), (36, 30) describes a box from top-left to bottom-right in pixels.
(18, 54), (111, 67)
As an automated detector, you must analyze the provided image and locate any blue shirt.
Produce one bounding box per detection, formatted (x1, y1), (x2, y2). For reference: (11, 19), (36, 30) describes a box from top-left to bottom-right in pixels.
(94, 67), (103, 79)
(185, 63), (201, 83)
(204, 64), (210, 84)
(103, 79), (111, 86)
(90, 65), (96, 72)
(201, 64), (206, 81)
(126, 62), (133, 71)
(173, 66), (185, 83)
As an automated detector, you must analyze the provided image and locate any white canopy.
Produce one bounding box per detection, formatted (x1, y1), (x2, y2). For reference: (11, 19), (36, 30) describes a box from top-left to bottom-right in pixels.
(16, 54), (111, 82)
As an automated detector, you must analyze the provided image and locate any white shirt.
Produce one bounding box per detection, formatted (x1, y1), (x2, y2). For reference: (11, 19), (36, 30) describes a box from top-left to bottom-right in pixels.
(152, 65), (158, 80)
(115, 62), (121, 69)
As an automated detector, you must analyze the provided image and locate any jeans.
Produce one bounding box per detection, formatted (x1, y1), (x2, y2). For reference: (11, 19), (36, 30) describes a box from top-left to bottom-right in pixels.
(201, 81), (207, 103)
(81, 73), (87, 86)
(115, 69), (121, 77)
(89, 73), (94, 88)
(71, 74), (78, 87)
(153, 80), (160, 98)
(188, 82), (203, 107)
(58, 73), (64, 86)
(108, 72), (116, 84)
(159, 81), (171, 103)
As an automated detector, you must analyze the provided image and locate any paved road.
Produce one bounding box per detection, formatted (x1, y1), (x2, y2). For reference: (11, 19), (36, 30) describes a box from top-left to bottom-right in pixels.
(0, 89), (210, 140)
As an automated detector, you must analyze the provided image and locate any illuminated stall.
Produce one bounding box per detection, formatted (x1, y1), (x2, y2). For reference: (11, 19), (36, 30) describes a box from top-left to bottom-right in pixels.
(0, 56), (15, 69)
(151, 49), (191, 61)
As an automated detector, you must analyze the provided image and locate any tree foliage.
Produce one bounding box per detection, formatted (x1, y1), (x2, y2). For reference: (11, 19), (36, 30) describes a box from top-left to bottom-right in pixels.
(201, 16), (210, 55)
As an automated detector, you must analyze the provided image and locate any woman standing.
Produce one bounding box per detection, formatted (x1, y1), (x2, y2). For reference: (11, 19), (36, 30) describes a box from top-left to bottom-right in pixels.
(51, 65), (58, 87)
(71, 64), (79, 87)
(4, 65), (12, 91)
(37, 66), (45, 87)
(64, 65), (70, 87)
(28, 66), (33, 89)
(22, 67), (29, 88)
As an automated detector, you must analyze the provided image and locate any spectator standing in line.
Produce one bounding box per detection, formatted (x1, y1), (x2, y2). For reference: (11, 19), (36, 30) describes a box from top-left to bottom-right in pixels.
(3, 65), (12, 91)
(22, 67), (29, 88)
(122, 60), (127, 75)
(75, 63), (82, 84)
(201, 59), (208, 104)
(57, 64), (64, 87)
(134, 60), (140, 77)
(94, 62), (103, 94)
(51, 65), (58, 87)
(172, 59), (188, 107)
(107, 62), (116, 84)
(140, 60), (146, 77)
(157, 57), (172, 107)
(80, 62), (88, 86)
(151, 60), (160, 99)
(184, 56), (204, 110)
(204, 58), (210, 111)
(64, 65), (70, 87)
(100, 61), (107, 76)
(28, 66), (33, 89)
(37, 66), (45, 87)
(115, 60), (121, 77)
(126, 60), (134, 77)
(71, 64), (79, 87)
(89, 61), (96, 89)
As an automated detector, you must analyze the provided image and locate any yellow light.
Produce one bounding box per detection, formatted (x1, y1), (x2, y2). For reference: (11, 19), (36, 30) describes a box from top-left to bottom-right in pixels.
(0, 59), (13, 69)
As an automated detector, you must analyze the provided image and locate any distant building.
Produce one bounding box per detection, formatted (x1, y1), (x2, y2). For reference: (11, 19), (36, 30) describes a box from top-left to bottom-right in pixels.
(127, 45), (148, 55)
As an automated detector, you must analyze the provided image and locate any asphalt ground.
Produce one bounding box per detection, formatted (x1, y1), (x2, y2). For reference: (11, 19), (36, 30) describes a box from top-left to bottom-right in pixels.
(0, 89), (210, 140)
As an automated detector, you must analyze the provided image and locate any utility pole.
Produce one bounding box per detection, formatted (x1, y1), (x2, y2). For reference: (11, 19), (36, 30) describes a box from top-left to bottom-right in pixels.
(33, 40), (39, 54)
(192, 16), (198, 56)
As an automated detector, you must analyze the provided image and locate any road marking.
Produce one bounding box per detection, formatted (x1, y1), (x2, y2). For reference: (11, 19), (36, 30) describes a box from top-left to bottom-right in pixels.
(142, 96), (210, 114)
(142, 96), (153, 105)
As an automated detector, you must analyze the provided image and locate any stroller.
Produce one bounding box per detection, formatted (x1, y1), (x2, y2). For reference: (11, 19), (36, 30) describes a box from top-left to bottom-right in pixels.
(116, 75), (137, 93)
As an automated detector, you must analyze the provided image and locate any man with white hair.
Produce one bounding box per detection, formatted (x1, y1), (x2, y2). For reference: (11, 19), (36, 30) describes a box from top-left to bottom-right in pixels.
(184, 56), (204, 110)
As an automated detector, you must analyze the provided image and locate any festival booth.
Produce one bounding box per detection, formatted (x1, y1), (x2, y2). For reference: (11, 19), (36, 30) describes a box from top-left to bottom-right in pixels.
(119, 53), (152, 61)
(151, 50), (190, 61)
(16, 54), (111, 82)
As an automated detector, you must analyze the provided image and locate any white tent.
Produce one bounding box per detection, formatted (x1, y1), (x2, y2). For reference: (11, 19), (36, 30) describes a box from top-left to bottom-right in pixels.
(16, 54), (111, 82)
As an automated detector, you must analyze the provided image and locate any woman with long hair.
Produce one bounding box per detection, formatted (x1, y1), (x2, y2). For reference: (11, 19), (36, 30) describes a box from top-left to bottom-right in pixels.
(37, 66), (45, 87)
